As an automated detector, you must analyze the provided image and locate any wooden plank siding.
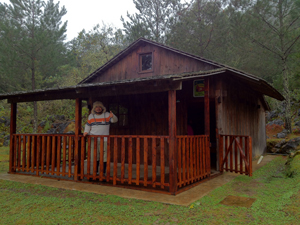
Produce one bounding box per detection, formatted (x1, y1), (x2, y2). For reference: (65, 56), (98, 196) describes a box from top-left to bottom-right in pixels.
(214, 75), (267, 159)
(89, 44), (218, 84)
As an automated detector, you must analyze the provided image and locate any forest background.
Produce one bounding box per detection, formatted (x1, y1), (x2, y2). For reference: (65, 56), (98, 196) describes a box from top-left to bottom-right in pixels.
(0, 0), (300, 136)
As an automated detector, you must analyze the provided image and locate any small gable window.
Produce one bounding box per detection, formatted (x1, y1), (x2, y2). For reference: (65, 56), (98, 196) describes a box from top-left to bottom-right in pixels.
(139, 53), (153, 72)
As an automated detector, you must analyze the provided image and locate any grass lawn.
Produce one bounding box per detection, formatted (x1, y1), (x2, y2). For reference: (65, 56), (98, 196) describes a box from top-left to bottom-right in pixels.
(0, 146), (299, 224)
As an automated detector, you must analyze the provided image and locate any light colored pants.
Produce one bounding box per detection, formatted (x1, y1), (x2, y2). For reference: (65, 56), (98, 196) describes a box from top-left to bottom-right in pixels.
(90, 138), (107, 174)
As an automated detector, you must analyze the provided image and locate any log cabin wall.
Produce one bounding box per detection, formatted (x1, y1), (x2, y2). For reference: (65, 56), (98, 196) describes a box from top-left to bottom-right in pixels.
(215, 75), (267, 158)
(89, 43), (218, 83)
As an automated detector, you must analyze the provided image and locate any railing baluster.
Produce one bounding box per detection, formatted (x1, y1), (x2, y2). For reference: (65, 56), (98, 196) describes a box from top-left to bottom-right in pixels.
(93, 137), (97, 179)
(182, 137), (186, 185)
(17, 135), (21, 170)
(128, 137), (132, 184)
(62, 136), (67, 177)
(22, 135), (26, 172)
(177, 137), (181, 188)
(186, 137), (189, 184)
(31, 135), (35, 173)
(240, 137), (243, 174)
(136, 137), (140, 185)
(51, 136), (56, 175)
(56, 136), (61, 176)
(234, 137), (238, 173)
(113, 137), (118, 185)
(36, 136), (41, 176)
(144, 137), (148, 187)
(152, 138), (156, 188)
(99, 136), (104, 181)
(160, 137), (165, 189)
(87, 137), (91, 178)
(106, 137), (111, 182)
(68, 136), (72, 177)
(121, 137), (125, 184)
(81, 136), (85, 179)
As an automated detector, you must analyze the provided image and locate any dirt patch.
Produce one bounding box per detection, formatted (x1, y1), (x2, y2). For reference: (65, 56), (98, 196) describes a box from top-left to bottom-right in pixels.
(220, 195), (256, 208)
(266, 124), (284, 138)
(233, 180), (264, 196)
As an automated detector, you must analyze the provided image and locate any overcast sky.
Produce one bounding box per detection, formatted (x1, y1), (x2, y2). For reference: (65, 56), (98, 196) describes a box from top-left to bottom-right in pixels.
(1, 0), (138, 41)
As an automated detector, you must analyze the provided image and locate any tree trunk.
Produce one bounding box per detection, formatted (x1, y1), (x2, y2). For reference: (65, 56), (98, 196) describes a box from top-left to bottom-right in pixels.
(282, 58), (292, 133)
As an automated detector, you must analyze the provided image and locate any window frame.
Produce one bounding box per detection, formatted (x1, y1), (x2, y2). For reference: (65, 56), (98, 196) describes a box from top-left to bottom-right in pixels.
(138, 52), (154, 74)
(108, 103), (129, 128)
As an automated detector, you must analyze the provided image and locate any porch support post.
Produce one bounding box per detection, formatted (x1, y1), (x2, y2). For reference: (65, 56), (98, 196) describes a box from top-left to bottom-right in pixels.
(74, 98), (82, 181)
(168, 90), (177, 194)
(204, 78), (210, 136)
(9, 103), (17, 173)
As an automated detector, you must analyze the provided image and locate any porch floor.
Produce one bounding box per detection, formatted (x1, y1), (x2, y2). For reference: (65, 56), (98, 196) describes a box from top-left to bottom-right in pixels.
(0, 155), (278, 206)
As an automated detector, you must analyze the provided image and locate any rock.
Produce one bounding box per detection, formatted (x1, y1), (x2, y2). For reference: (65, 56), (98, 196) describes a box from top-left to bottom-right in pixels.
(281, 137), (300, 153)
(55, 115), (65, 121)
(66, 131), (75, 134)
(268, 119), (284, 126)
(4, 135), (10, 140)
(276, 132), (287, 139)
(5, 118), (10, 126)
(57, 122), (71, 133)
(3, 140), (9, 146)
(266, 110), (278, 121)
(275, 140), (287, 148)
(271, 148), (281, 153)
(295, 121), (300, 127)
(46, 128), (56, 134)
(39, 121), (47, 127)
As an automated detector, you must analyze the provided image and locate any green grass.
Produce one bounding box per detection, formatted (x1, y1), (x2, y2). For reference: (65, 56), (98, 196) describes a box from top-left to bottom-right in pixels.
(0, 146), (299, 224)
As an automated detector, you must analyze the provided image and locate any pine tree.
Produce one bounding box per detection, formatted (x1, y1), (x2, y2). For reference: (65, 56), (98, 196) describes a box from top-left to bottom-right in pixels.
(0, 0), (68, 132)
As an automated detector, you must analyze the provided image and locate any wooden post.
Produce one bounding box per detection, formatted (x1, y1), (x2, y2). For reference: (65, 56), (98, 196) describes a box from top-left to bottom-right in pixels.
(204, 78), (210, 136)
(9, 103), (17, 173)
(168, 90), (177, 194)
(74, 98), (82, 181)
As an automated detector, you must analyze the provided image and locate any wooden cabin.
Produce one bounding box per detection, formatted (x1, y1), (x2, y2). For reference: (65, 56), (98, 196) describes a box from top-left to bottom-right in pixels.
(0, 38), (284, 195)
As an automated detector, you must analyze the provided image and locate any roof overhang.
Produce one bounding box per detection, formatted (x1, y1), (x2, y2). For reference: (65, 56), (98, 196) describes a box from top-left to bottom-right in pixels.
(0, 69), (284, 103)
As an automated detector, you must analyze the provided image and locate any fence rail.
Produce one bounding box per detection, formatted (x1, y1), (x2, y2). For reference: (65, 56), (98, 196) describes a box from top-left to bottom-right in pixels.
(177, 135), (210, 187)
(10, 133), (213, 191)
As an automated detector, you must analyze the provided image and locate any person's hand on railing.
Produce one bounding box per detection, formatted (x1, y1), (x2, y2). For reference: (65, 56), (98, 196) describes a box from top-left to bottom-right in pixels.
(83, 132), (88, 137)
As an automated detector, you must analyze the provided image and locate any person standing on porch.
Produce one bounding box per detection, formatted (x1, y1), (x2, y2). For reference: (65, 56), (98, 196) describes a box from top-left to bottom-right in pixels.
(83, 101), (118, 177)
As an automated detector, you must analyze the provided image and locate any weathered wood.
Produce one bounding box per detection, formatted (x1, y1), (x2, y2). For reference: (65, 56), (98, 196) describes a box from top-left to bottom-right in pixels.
(93, 137), (97, 179)
(177, 138), (182, 188)
(87, 137), (91, 177)
(51, 136), (56, 175)
(68, 136), (72, 177)
(22, 136), (26, 172)
(56, 136), (61, 176)
(36, 136), (41, 176)
(31, 135), (36, 173)
(81, 136), (85, 179)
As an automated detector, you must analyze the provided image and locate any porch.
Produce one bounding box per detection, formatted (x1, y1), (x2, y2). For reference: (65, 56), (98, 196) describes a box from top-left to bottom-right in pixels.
(9, 133), (211, 194)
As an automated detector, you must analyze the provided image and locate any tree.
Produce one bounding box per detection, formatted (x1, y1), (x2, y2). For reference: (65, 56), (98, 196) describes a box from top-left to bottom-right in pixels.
(0, 0), (68, 132)
(65, 24), (126, 86)
(121, 0), (185, 43)
(246, 0), (300, 133)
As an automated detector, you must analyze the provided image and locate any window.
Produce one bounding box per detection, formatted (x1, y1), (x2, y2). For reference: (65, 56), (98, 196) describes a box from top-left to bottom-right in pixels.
(109, 103), (129, 127)
(139, 53), (153, 72)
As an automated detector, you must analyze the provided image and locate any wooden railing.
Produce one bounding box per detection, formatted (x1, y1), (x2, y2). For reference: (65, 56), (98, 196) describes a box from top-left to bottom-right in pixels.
(10, 134), (171, 189)
(10, 134), (76, 177)
(79, 135), (170, 188)
(176, 135), (210, 187)
(219, 135), (252, 176)
(10, 134), (213, 191)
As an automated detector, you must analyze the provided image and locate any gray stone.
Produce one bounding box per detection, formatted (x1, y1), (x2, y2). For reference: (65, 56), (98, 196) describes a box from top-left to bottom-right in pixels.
(4, 135), (10, 140)
(3, 140), (9, 146)
(276, 132), (287, 139)
(266, 110), (278, 121)
(271, 148), (281, 153)
(281, 137), (300, 154)
(57, 122), (71, 133)
(268, 119), (284, 126)
(39, 121), (46, 127)
(275, 140), (287, 148)
(66, 131), (75, 134)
